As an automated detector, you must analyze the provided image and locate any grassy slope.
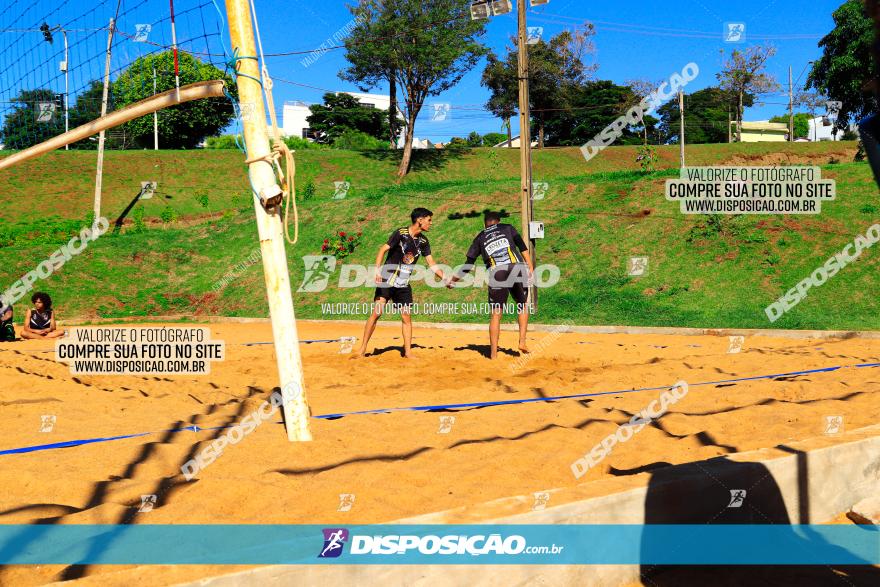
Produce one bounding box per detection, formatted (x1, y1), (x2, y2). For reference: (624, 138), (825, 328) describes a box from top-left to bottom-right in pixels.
(0, 141), (876, 330)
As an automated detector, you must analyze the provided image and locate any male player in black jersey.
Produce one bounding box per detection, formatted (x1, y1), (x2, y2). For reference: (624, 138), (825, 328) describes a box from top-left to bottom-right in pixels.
(446, 211), (533, 359)
(353, 207), (446, 358)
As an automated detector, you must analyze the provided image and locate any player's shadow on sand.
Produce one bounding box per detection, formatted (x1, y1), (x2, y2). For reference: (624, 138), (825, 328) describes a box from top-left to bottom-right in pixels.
(368, 343), (431, 357)
(454, 344), (519, 358)
(638, 453), (880, 586)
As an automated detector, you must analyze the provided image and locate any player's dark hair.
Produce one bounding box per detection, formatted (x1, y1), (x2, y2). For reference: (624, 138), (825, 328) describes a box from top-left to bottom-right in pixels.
(484, 210), (502, 224)
(31, 292), (52, 309)
(411, 207), (433, 223)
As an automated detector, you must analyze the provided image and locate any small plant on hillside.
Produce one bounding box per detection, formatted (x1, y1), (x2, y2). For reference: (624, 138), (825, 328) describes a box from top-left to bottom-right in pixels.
(321, 230), (363, 259)
(855, 140), (866, 162)
(302, 180), (316, 200)
(160, 206), (177, 224)
(636, 144), (658, 173)
(860, 203), (878, 214)
(196, 193), (210, 209)
(131, 206), (146, 233)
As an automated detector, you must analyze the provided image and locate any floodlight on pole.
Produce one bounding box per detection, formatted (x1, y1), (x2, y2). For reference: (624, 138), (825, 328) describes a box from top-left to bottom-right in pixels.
(470, 0), (491, 20)
(491, 0), (513, 15)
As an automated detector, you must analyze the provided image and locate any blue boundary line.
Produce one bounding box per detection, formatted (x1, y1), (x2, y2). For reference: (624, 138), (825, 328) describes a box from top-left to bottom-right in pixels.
(1, 363), (876, 456)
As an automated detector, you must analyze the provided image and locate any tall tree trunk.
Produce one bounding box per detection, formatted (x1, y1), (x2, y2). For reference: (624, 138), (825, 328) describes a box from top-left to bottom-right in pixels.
(506, 116), (512, 148)
(737, 91), (743, 143)
(388, 71), (397, 147)
(538, 115), (544, 149)
(397, 109), (417, 177)
(643, 126), (647, 146)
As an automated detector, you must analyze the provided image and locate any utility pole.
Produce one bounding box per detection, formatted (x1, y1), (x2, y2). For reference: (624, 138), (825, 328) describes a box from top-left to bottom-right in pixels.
(153, 67), (159, 150)
(678, 90), (685, 168)
(788, 65), (794, 142)
(93, 18), (115, 226)
(225, 0), (311, 441)
(516, 0), (537, 308)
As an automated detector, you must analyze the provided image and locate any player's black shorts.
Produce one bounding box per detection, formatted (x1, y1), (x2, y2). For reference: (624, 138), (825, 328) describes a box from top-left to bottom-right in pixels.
(374, 285), (414, 307)
(487, 264), (529, 308)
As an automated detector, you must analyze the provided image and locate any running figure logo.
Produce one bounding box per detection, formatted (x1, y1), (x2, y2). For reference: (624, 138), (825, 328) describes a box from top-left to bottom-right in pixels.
(36, 102), (56, 123)
(824, 415), (843, 435)
(40, 415), (56, 432)
(318, 528), (349, 558)
(297, 255), (337, 293)
(133, 24), (152, 42)
(628, 257), (648, 277)
(727, 336), (744, 354)
(532, 492), (551, 511)
(438, 415), (456, 434)
(727, 489), (746, 508)
(724, 23), (746, 43)
(138, 494), (157, 512)
(431, 103), (451, 122)
(337, 493), (355, 512)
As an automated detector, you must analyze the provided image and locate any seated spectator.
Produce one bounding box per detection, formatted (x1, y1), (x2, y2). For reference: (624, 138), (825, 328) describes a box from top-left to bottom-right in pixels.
(21, 292), (65, 339)
(0, 301), (14, 342)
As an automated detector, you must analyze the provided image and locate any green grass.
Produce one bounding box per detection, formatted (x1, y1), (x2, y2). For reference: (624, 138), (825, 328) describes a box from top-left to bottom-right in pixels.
(1, 141), (876, 330)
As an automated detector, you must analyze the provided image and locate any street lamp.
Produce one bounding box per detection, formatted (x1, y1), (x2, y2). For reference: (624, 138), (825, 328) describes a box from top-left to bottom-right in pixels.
(40, 22), (69, 150)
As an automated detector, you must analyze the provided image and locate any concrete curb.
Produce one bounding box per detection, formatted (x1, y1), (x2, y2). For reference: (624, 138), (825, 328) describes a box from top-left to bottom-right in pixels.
(53, 316), (880, 340)
(168, 425), (880, 587)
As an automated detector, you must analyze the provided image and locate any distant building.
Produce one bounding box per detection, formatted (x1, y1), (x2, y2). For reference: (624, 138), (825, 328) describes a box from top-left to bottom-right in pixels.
(492, 135), (538, 148)
(731, 121), (789, 142)
(806, 116), (859, 142)
(282, 92), (403, 143)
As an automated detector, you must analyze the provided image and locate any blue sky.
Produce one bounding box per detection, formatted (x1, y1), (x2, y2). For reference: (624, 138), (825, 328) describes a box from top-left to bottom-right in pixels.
(0, 0), (849, 142)
(257, 0), (847, 142)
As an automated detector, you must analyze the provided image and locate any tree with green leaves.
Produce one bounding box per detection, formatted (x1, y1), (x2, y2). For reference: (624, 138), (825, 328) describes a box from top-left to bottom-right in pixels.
(481, 51), (518, 148)
(112, 50), (235, 149)
(466, 131), (483, 147)
(656, 87), (753, 144)
(342, 0), (487, 176)
(482, 23), (596, 149)
(307, 92), (390, 144)
(770, 113), (811, 139)
(542, 80), (641, 147)
(717, 44), (780, 142)
(0, 89), (64, 149)
(807, 0), (877, 133)
(482, 131), (507, 146)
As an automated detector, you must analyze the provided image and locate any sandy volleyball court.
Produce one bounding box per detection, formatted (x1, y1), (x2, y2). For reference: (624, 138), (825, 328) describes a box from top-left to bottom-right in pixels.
(1, 320), (879, 585)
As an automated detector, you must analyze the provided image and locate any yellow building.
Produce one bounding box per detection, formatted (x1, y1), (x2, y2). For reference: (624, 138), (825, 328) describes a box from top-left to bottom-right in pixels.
(730, 121), (789, 142)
